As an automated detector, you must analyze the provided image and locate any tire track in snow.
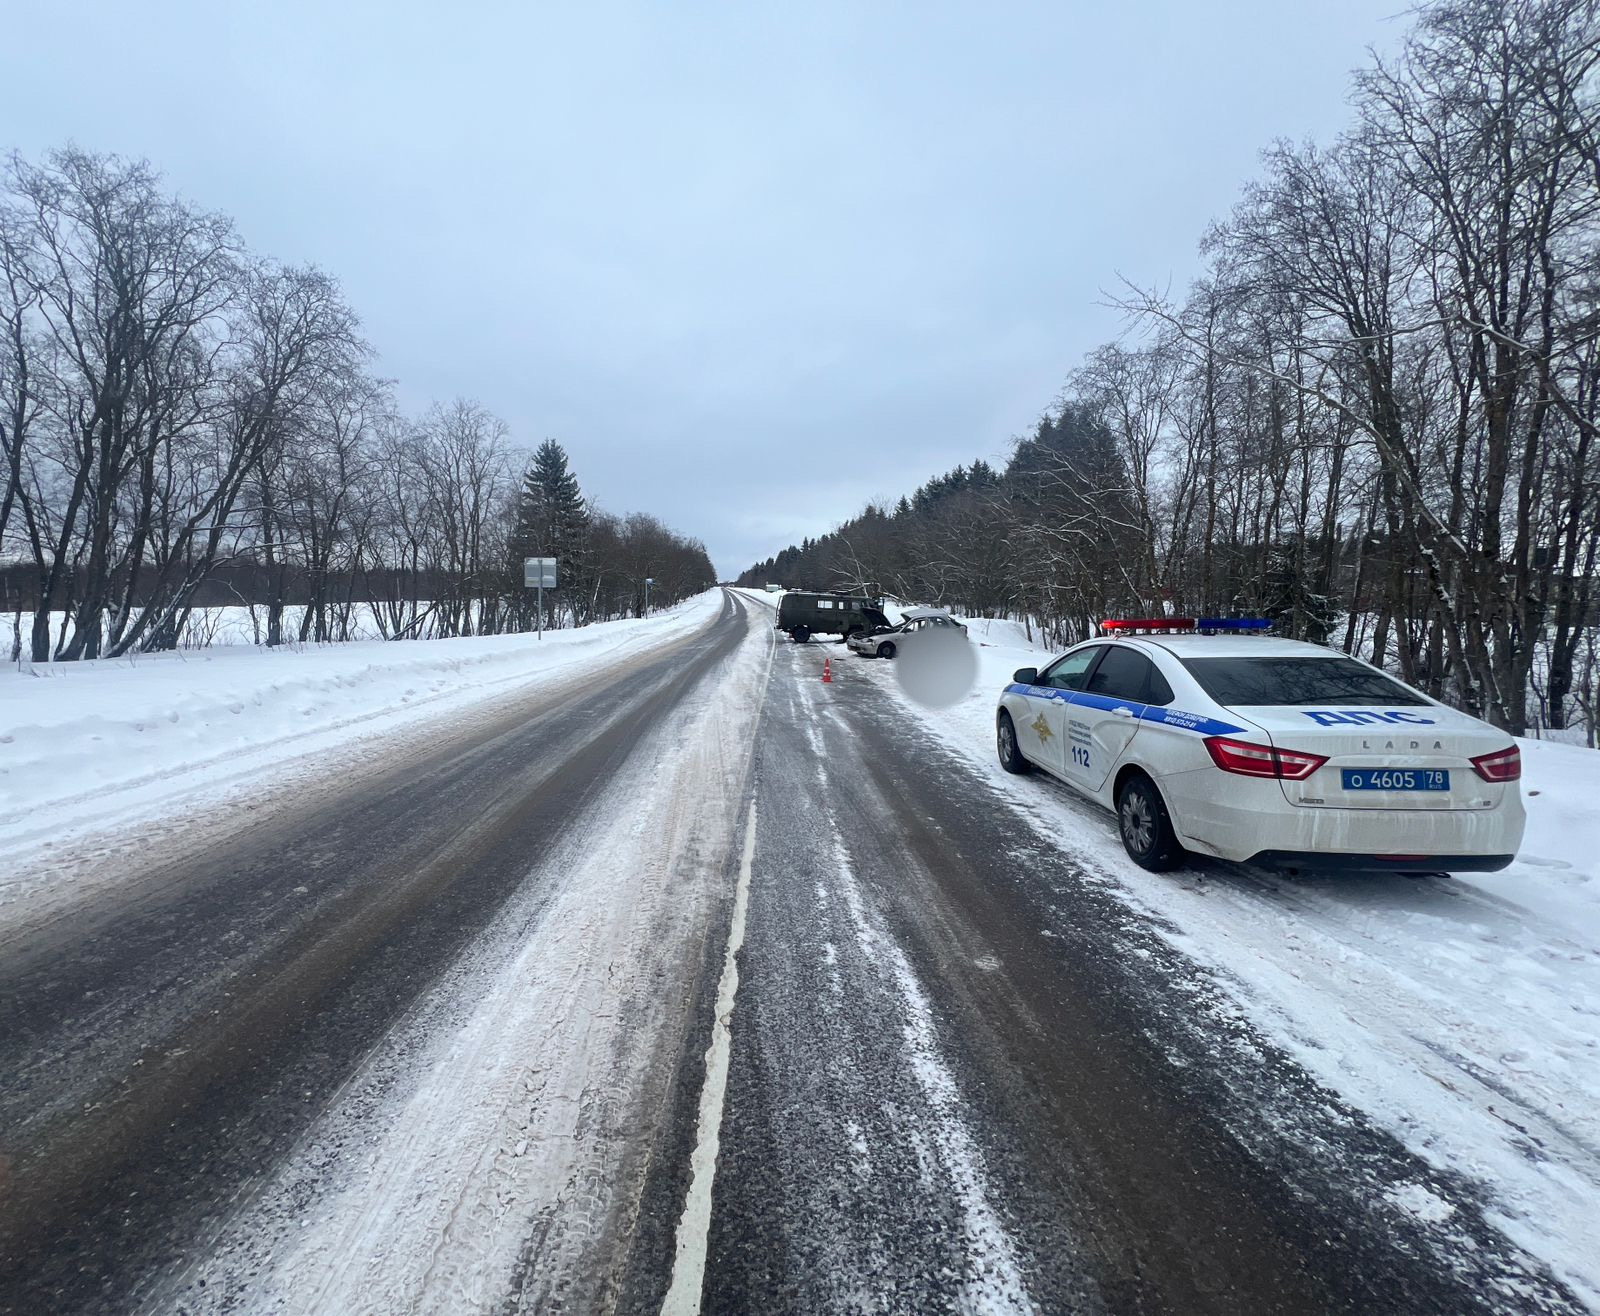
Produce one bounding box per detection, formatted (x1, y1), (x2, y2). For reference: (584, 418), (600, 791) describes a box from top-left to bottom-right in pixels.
(828, 827), (1036, 1314)
(800, 650), (1036, 1313)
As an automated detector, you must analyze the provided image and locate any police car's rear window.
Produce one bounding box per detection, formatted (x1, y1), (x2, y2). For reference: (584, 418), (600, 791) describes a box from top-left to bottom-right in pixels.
(1180, 656), (1429, 707)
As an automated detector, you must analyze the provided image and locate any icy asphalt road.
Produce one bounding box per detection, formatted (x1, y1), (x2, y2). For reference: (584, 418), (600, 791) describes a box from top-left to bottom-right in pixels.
(0, 593), (763, 1314)
(0, 591), (1589, 1313)
(701, 632), (1584, 1315)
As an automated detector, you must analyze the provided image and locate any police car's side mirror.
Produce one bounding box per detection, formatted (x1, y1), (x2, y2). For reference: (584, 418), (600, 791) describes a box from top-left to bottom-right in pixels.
(1014, 666), (1038, 686)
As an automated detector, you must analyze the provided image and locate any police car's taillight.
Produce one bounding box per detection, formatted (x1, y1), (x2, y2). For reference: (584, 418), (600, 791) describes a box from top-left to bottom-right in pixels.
(1204, 736), (1328, 781)
(1270, 747), (1329, 780)
(1469, 745), (1521, 782)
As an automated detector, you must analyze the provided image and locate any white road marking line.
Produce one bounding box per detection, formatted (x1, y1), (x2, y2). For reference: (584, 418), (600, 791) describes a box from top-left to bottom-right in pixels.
(660, 800), (759, 1316)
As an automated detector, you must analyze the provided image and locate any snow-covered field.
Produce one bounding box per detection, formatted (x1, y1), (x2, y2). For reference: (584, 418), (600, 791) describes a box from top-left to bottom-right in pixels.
(11, 602), (397, 656)
(0, 592), (722, 922)
(792, 599), (1600, 1308)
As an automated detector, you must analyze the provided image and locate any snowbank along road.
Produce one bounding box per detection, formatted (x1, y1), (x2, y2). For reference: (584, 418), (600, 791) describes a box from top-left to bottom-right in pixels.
(0, 588), (1593, 1313)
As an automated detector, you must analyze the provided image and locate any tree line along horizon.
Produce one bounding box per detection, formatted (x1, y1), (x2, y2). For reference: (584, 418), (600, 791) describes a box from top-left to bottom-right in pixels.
(0, 151), (713, 664)
(740, 0), (1600, 744)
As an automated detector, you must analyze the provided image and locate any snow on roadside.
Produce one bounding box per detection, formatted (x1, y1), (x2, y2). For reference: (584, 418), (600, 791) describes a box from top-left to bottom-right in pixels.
(0, 593), (721, 919)
(833, 611), (1600, 1309)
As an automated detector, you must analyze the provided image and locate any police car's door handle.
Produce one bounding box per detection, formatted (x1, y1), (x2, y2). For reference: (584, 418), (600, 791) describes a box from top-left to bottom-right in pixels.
(1112, 707), (1135, 718)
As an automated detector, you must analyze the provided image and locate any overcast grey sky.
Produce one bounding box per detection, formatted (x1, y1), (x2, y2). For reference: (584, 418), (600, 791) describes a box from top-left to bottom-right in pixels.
(3, 2), (1405, 577)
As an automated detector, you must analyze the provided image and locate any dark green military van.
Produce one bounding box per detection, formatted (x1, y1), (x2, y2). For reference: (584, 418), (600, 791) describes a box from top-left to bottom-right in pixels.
(775, 592), (890, 643)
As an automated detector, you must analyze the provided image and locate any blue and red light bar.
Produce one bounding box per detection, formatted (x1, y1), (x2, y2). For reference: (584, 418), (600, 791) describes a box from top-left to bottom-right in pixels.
(1101, 617), (1272, 634)
(1101, 618), (1195, 633)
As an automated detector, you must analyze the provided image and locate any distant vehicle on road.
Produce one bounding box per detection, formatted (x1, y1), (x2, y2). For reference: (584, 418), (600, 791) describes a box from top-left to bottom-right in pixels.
(763, 583), (782, 593)
(848, 607), (968, 659)
(996, 619), (1526, 875)
(776, 591), (889, 644)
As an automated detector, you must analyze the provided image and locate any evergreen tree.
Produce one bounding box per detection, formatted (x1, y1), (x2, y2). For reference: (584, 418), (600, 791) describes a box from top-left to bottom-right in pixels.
(516, 440), (588, 557)
(515, 439), (590, 621)
(1261, 534), (1337, 645)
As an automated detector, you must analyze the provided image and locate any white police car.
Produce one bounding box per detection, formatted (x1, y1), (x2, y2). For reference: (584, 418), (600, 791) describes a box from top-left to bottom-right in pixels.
(995, 619), (1526, 874)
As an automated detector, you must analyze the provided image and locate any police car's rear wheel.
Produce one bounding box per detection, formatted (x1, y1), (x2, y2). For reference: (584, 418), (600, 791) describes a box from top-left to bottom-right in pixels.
(997, 712), (1033, 775)
(1117, 774), (1183, 872)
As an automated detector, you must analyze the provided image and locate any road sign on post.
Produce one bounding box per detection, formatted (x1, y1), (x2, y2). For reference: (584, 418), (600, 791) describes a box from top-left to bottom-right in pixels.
(524, 557), (558, 639)
(644, 576), (654, 616)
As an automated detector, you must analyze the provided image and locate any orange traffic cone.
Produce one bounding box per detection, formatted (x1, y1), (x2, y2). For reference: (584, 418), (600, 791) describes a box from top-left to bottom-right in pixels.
(822, 656), (833, 684)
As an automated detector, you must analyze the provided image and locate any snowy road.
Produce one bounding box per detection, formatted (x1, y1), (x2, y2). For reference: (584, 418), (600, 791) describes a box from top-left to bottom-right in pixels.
(0, 593), (767, 1314)
(1, 590), (1592, 1313)
(703, 631), (1585, 1315)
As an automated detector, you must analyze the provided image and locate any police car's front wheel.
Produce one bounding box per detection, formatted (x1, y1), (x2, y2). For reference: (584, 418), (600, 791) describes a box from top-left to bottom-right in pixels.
(1117, 774), (1184, 872)
(997, 712), (1033, 775)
